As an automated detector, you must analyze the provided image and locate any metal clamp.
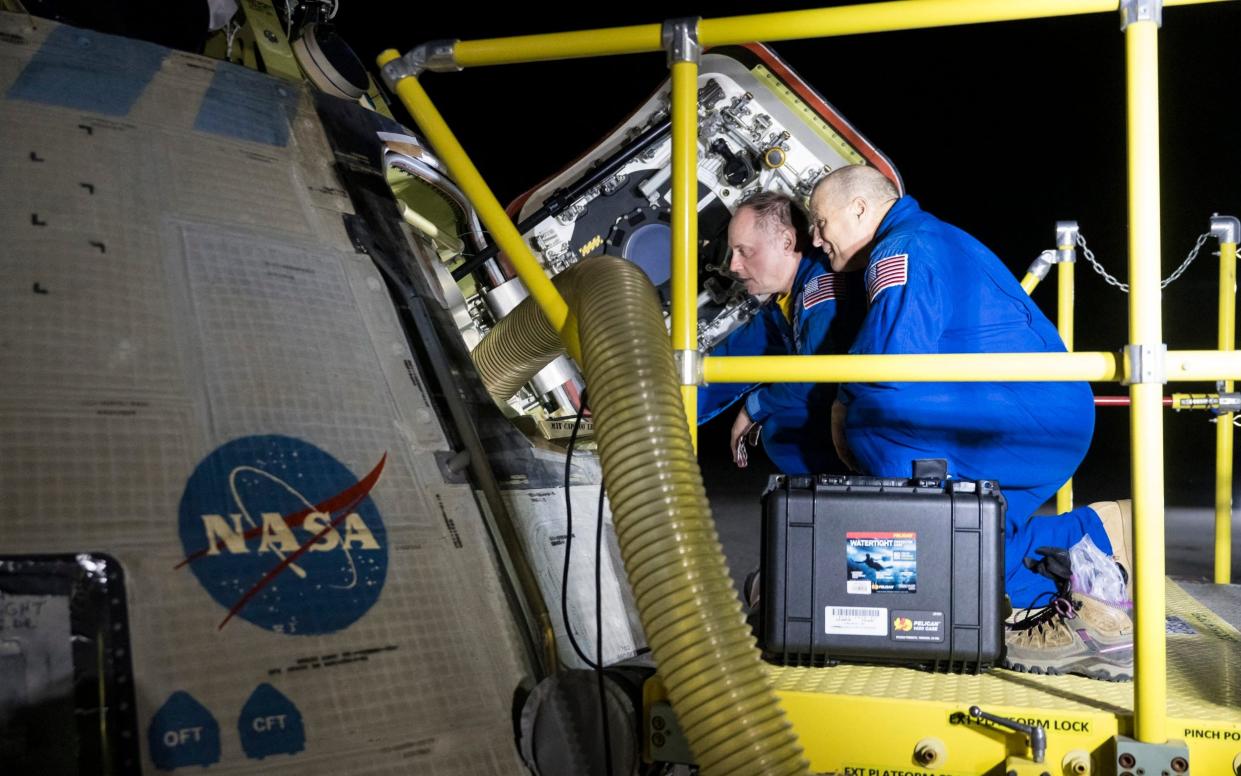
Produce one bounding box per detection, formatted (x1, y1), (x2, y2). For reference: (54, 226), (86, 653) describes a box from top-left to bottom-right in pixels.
(674, 349), (703, 386)
(1219, 392), (1241, 413)
(380, 39), (461, 89)
(1025, 250), (1055, 282)
(661, 17), (701, 65)
(1056, 220), (1080, 263)
(968, 706), (1046, 764)
(1122, 343), (1168, 385)
(1120, 0), (1163, 29)
(1211, 212), (1240, 245)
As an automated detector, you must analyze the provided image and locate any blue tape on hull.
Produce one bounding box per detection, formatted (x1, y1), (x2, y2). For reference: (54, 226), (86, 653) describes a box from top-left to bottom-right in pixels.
(193, 64), (300, 147)
(6, 25), (167, 115)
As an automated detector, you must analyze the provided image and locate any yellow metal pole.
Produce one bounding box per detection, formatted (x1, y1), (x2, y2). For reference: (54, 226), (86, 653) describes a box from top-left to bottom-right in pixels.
(375, 50), (580, 362)
(1057, 226), (1078, 514)
(1214, 225), (1238, 584)
(446, 0), (1229, 67)
(702, 350), (1241, 384)
(1124, 16), (1167, 744)
(1020, 272), (1041, 294)
(703, 352), (1122, 384)
(667, 21), (700, 450)
(1166, 349), (1241, 379)
(456, 24), (661, 66)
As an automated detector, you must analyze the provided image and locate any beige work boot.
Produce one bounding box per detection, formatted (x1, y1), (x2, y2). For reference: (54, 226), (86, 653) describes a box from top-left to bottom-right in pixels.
(1004, 592), (1134, 681)
(1090, 499), (1133, 599)
(1003, 546), (1133, 681)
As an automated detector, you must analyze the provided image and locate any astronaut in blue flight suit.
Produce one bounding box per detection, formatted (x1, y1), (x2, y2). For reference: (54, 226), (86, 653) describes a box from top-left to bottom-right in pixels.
(698, 191), (864, 474)
(807, 166), (1127, 618)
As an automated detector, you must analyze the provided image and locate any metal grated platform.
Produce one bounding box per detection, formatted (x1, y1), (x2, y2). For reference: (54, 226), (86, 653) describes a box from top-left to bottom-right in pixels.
(770, 579), (1241, 774)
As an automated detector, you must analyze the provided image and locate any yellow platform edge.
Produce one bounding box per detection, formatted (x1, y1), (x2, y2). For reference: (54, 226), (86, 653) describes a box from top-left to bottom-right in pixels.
(770, 579), (1241, 774)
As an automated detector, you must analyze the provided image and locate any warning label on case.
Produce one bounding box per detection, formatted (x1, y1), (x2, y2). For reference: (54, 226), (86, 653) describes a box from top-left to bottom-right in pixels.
(825, 605), (888, 636)
(846, 531), (916, 594)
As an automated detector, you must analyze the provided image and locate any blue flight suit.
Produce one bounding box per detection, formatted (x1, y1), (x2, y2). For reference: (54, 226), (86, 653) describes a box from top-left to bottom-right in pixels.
(699, 250), (864, 474)
(838, 196), (1107, 608)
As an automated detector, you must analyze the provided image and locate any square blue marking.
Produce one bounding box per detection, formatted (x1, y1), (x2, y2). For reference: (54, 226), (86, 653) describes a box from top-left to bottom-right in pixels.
(6, 25), (167, 116)
(193, 64), (300, 147)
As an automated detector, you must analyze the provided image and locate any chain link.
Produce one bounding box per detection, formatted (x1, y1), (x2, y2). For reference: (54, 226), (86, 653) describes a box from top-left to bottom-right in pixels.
(1077, 231), (1213, 293)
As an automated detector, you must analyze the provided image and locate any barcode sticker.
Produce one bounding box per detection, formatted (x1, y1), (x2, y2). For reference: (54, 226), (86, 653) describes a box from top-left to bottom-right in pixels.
(825, 605), (888, 636)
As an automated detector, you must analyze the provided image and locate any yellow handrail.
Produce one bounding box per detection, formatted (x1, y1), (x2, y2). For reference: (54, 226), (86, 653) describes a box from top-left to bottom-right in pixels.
(701, 350), (1241, 384)
(704, 351), (1118, 382)
(450, 0), (1231, 68)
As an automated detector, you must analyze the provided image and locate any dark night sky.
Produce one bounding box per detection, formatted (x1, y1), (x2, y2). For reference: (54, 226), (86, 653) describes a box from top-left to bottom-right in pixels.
(337, 2), (1241, 504)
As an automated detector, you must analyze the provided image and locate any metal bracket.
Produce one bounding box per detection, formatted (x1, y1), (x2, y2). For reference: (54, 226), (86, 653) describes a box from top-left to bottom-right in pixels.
(1113, 736), (1188, 775)
(1056, 220), (1080, 263)
(661, 17), (701, 65)
(1211, 212), (1240, 245)
(648, 700), (694, 765)
(1122, 343), (1168, 385)
(674, 349), (703, 386)
(380, 39), (461, 90)
(1120, 0), (1163, 29)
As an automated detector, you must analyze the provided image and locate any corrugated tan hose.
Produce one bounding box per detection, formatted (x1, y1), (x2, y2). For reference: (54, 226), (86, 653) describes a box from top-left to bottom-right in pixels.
(471, 260), (587, 402)
(473, 256), (807, 775)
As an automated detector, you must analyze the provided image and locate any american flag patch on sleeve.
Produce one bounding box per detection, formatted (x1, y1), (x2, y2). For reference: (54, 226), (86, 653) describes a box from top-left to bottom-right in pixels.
(866, 253), (908, 303)
(801, 273), (841, 310)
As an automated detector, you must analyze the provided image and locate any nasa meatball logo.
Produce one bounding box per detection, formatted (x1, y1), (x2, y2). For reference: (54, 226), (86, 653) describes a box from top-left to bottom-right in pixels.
(176, 435), (388, 635)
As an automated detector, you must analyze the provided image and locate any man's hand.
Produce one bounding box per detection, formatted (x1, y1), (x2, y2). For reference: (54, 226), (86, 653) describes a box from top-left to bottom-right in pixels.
(730, 407), (760, 468)
(831, 400), (860, 472)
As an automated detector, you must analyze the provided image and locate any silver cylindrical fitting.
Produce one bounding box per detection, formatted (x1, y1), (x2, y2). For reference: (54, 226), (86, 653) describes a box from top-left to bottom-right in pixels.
(1056, 220), (1080, 264)
(531, 356), (576, 398)
(485, 277), (530, 320)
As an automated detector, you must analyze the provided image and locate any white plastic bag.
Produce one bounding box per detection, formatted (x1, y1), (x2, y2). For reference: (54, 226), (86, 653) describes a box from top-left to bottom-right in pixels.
(1069, 533), (1127, 604)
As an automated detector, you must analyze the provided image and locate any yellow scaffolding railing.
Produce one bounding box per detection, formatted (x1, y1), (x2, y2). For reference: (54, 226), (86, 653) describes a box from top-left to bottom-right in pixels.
(1056, 223), (1078, 515)
(380, 0), (1237, 756)
(443, 0), (1230, 67)
(669, 29), (700, 449)
(1214, 218), (1239, 584)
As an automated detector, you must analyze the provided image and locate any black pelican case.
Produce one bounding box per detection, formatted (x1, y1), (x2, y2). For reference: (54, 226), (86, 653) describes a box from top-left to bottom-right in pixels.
(759, 467), (1006, 672)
